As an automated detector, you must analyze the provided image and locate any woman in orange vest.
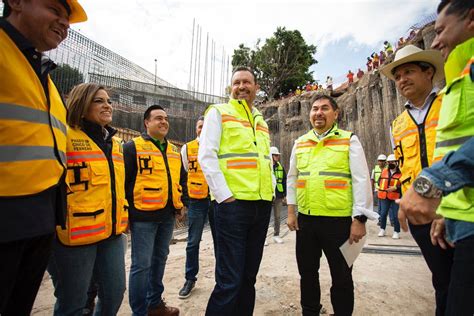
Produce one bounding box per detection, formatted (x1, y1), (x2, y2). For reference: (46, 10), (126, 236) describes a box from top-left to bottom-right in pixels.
(48, 83), (128, 314)
(377, 154), (402, 239)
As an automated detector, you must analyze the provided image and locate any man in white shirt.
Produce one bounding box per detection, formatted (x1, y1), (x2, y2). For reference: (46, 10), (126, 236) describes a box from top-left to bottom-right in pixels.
(287, 95), (377, 315)
(199, 66), (274, 315)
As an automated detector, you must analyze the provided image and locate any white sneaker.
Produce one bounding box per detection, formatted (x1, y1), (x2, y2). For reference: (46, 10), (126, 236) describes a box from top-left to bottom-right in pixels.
(264, 240), (269, 246)
(273, 236), (284, 244)
(392, 232), (400, 239)
(378, 229), (385, 237)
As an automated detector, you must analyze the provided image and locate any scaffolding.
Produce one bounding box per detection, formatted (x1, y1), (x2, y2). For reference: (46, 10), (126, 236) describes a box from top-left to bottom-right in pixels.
(42, 28), (228, 143)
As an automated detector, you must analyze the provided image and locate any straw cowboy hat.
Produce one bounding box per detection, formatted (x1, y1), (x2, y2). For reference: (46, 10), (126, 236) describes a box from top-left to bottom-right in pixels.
(380, 44), (445, 83)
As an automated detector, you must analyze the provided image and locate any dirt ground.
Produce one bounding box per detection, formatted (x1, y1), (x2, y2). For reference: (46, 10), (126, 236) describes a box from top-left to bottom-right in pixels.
(33, 220), (435, 315)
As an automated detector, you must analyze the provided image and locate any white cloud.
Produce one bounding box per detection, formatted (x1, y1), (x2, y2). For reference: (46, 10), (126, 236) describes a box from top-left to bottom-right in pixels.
(73, 0), (439, 94)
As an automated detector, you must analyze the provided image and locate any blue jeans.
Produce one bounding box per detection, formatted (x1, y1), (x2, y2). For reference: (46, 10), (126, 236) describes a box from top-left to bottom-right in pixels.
(48, 235), (126, 316)
(129, 215), (175, 316)
(185, 199), (210, 281)
(206, 199), (271, 316)
(379, 199), (400, 232)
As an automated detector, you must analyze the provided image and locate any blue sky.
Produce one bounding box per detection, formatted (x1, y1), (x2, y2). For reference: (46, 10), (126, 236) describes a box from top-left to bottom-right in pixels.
(70, 0), (439, 95)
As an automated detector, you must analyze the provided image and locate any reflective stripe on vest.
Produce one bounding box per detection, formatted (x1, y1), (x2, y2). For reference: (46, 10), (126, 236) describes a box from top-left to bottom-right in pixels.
(208, 99), (273, 201)
(56, 128), (128, 246)
(295, 127), (353, 217)
(377, 168), (402, 200)
(186, 139), (209, 199)
(0, 29), (66, 197)
(391, 95), (442, 194)
(434, 46), (474, 222)
(132, 136), (184, 211)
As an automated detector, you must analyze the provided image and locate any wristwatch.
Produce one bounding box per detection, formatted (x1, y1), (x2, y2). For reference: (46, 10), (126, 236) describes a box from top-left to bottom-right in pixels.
(354, 215), (367, 223)
(412, 175), (443, 198)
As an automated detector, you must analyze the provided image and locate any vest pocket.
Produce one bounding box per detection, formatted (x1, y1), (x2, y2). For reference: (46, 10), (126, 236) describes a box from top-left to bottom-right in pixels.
(67, 201), (107, 245)
(117, 198), (129, 233)
(90, 163), (109, 185)
(437, 77), (466, 130)
(67, 162), (90, 191)
(324, 179), (350, 210)
(141, 187), (165, 210)
(401, 134), (418, 159)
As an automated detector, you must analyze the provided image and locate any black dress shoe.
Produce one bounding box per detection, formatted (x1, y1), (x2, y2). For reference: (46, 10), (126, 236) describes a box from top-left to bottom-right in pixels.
(178, 280), (195, 299)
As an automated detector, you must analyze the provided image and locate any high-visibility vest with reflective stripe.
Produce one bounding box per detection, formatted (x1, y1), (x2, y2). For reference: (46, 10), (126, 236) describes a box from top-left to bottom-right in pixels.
(209, 99), (273, 201)
(274, 162), (284, 193)
(295, 128), (353, 216)
(0, 29), (66, 197)
(132, 136), (184, 211)
(57, 128), (128, 246)
(186, 139), (209, 199)
(391, 95), (442, 194)
(377, 168), (402, 200)
(373, 165), (382, 190)
(434, 41), (474, 223)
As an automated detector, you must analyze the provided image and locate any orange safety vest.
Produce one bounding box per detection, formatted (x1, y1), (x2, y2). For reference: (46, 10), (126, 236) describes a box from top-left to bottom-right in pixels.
(57, 128), (128, 246)
(377, 168), (402, 200)
(132, 136), (184, 211)
(391, 95), (442, 193)
(186, 139), (209, 199)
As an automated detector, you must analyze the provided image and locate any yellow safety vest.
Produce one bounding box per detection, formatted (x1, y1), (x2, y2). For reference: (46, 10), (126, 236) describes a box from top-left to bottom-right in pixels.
(208, 99), (273, 201)
(373, 165), (382, 190)
(132, 136), (184, 211)
(0, 29), (66, 197)
(295, 128), (353, 216)
(186, 139), (209, 199)
(391, 95), (442, 193)
(57, 128), (128, 246)
(434, 39), (474, 222)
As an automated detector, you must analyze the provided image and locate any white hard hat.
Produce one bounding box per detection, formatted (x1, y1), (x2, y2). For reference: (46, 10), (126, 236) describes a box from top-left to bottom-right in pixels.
(270, 146), (280, 155)
(387, 154), (397, 162)
(377, 154), (387, 161)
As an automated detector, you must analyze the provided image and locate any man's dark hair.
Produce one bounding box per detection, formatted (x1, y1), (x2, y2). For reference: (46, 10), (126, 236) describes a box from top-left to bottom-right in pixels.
(144, 104), (165, 121)
(312, 94), (338, 111)
(392, 61), (436, 81)
(197, 115), (205, 122)
(438, 0), (473, 18)
(231, 66), (257, 84)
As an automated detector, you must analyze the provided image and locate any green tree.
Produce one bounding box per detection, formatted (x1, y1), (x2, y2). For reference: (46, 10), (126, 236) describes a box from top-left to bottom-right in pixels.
(231, 27), (317, 100)
(50, 64), (84, 95)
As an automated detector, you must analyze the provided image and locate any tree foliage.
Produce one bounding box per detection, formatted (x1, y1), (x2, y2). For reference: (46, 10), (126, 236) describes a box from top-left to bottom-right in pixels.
(231, 27), (317, 100)
(50, 64), (84, 96)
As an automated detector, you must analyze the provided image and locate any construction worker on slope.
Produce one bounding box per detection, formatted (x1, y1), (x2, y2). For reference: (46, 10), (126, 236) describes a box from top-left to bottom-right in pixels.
(270, 146), (286, 244)
(371, 154), (387, 211)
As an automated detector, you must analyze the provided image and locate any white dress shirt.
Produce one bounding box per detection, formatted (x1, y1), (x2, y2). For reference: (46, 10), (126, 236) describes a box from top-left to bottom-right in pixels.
(198, 106), (275, 203)
(180, 137), (199, 172)
(287, 133), (378, 219)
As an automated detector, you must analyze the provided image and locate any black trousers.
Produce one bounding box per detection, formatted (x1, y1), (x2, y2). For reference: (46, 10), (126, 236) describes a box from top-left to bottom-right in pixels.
(0, 233), (54, 316)
(409, 223), (453, 316)
(446, 235), (474, 316)
(296, 214), (353, 316)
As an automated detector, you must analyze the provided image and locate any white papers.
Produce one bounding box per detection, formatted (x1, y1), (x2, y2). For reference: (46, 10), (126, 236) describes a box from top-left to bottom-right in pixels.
(339, 235), (367, 268)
